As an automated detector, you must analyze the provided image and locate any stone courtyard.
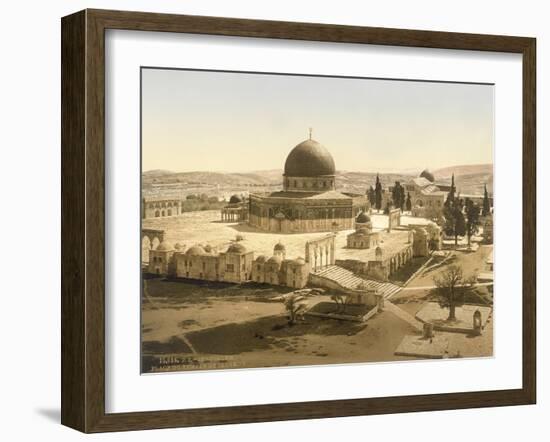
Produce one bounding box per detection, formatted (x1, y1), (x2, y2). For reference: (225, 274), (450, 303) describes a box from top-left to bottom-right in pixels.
(142, 209), (432, 262)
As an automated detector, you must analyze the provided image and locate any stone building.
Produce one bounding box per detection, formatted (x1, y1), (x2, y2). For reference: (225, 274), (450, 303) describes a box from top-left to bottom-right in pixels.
(221, 194), (248, 222)
(142, 198), (183, 219)
(251, 243), (310, 289)
(248, 134), (369, 233)
(409, 222), (442, 251)
(347, 227), (381, 249)
(412, 227), (429, 257)
(172, 242), (254, 283)
(337, 223), (439, 282)
(148, 240), (176, 275)
(406, 172), (447, 216)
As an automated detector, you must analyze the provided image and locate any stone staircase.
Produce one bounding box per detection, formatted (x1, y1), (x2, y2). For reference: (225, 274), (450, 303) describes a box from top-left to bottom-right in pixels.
(313, 265), (402, 299)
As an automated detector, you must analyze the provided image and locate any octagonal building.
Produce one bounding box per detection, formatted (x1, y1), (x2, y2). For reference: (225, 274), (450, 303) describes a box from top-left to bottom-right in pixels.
(248, 134), (369, 233)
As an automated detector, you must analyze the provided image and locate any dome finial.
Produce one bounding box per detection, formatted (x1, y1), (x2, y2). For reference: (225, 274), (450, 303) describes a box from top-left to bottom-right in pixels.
(309, 127), (312, 140)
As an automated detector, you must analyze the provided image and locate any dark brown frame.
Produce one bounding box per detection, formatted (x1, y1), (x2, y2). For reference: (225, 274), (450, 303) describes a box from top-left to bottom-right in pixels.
(61, 8), (536, 433)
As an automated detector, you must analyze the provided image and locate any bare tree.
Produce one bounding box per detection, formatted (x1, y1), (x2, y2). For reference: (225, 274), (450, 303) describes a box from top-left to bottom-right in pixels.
(433, 265), (474, 321)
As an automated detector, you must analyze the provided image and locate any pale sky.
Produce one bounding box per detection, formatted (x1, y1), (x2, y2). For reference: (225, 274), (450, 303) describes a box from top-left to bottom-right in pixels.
(141, 68), (493, 173)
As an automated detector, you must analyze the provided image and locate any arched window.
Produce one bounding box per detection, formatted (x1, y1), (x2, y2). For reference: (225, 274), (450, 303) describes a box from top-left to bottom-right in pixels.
(167, 209), (172, 216)
(161, 210), (165, 216)
(155, 210), (160, 217)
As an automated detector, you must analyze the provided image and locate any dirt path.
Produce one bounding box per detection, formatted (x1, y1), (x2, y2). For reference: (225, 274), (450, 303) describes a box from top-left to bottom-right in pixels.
(400, 282), (494, 291)
(384, 300), (424, 332)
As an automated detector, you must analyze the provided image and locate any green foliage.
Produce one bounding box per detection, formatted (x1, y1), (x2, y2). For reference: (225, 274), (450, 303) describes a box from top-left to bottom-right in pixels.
(181, 194), (225, 212)
(465, 198), (481, 246)
(375, 174), (383, 211)
(443, 200), (466, 246)
(392, 181), (406, 211)
(406, 192), (412, 211)
(367, 185), (376, 206)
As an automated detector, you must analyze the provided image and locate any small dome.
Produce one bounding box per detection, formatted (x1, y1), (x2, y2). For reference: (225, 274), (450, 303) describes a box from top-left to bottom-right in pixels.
(156, 241), (174, 252)
(356, 211), (371, 223)
(284, 139), (336, 177)
(420, 169), (435, 182)
(185, 245), (206, 256)
(293, 257), (306, 265)
(267, 255), (282, 264)
(255, 255), (267, 263)
(174, 242), (183, 250)
(203, 244), (214, 254)
(227, 243), (247, 254)
(229, 194), (243, 204)
(274, 242), (286, 252)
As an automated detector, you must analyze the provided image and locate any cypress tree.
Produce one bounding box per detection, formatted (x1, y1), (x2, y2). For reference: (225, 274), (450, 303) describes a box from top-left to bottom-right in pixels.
(375, 173), (382, 211)
(445, 173), (456, 208)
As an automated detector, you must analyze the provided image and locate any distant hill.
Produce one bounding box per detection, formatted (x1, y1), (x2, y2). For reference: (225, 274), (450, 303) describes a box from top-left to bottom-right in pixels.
(142, 169), (174, 177)
(142, 170), (282, 187)
(433, 164), (493, 179)
(142, 164), (493, 199)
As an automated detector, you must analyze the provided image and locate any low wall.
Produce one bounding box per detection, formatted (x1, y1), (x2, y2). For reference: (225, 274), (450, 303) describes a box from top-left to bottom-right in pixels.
(335, 259), (368, 274)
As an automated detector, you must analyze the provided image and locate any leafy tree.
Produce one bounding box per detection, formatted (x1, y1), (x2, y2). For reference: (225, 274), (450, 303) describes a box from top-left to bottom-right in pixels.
(330, 293), (350, 314)
(482, 184), (491, 216)
(433, 265), (476, 321)
(374, 174), (383, 211)
(406, 192), (412, 211)
(465, 198), (481, 247)
(443, 201), (466, 247)
(366, 186), (376, 206)
(392, 181), (405, 211)
(283, 293), (309, 325)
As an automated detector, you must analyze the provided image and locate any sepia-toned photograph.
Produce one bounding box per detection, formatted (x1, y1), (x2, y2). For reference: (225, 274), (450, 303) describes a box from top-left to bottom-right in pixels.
(140, 68), (494, 374)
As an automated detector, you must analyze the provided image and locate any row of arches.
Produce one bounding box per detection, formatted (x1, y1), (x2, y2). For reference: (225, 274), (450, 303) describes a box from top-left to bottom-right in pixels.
(141, 230), (164, 262)
(305, 235), (336, 272)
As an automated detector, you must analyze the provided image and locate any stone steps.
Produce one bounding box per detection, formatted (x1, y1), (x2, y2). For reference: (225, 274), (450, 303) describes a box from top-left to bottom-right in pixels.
(314, 265), (402, 299)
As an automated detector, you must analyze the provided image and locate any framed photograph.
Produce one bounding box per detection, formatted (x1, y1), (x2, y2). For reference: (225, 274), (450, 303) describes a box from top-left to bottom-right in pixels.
(61, 9), (536, 433)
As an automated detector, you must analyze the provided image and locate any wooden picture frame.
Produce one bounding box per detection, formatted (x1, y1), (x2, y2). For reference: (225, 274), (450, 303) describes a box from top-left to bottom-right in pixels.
(61, 8), (536, 433)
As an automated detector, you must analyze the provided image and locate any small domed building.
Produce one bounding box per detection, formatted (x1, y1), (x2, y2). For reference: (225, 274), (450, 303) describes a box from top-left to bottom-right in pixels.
(148, 240), (175, 275)
(251, 242), (311, 288)
(273, 241), (286, 260)
(346, 226), (381, 250)
(248, 133), (369, 233)
(221, 194), (248, 222)
(172, 241), (253, 282)
(403, 169), (448, 217)
(354, 211), (373, 230)
(419, 169), (435, 183)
